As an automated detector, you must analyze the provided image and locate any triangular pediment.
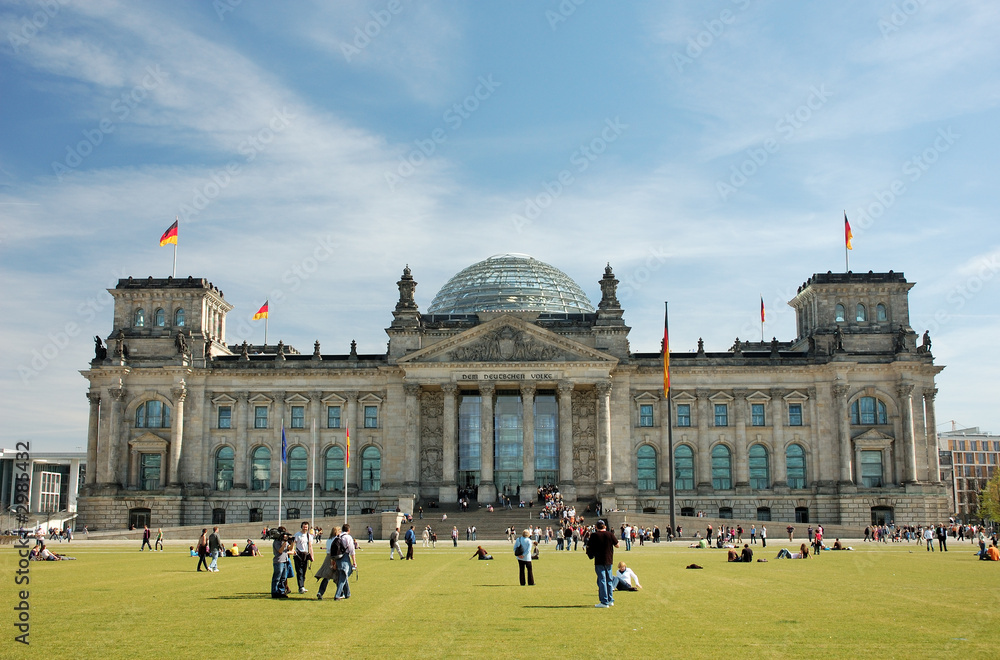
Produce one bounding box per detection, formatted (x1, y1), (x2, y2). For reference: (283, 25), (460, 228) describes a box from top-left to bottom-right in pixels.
(397, 315), (617, 365)
(129, 431), (169, 451)
(853, 428), (894, 448)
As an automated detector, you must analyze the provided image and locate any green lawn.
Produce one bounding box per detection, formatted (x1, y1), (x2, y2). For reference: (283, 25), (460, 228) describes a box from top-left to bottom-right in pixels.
(5, 539), (999, 658)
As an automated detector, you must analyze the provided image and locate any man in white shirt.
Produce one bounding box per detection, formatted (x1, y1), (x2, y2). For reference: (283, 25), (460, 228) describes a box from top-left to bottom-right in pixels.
(611, 561), (642, 591)
(333, 523), (358, 600)
(292, 521), (314, 593)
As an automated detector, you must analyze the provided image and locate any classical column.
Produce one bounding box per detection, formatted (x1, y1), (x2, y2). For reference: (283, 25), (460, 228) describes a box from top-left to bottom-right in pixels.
(168, 382), (187, 486)
(233, 392), (249, 489)
(596, 381), (613, 485)
(440, 384), (458, 502)
(129, 448), (139, 489)
(86, 392), (101, 485)
(912, 386), (929, 478)
(478, 383), (495, 503)
(557, 382), (574, 486)
(925, 388), (941, 483)
(833, 384), (853, 484)
(695, 389), (712, 490)
(898, 383), (917, 483)
(346, 392), (359, 492)
(733, 389), (749, 488)
(108, 385), (128, 487)
(521, 383), (536, 489)
(770, 389), (787, 487)
(404, 384), (422, 488)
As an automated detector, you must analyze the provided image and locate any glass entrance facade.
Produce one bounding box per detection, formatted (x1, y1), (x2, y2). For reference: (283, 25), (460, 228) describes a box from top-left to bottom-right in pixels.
(457, 394), (481, 488)
(534, 393), (558, 486)
(494, 392), (523, 494)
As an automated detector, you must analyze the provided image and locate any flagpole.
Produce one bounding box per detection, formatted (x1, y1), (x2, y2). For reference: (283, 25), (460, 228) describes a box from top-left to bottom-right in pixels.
(172, 243), (177, 278)
(264, 315), (269, 348)
(844, 210), (850, 272)
(278, 422), (284, 530)
(344, 427), (349, 527)
(310, 419), (316, 528)
(664, 302), (676, 538)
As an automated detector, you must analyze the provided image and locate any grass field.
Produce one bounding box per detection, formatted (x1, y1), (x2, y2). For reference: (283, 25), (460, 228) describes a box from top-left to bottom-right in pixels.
(4, 537), (999, 658)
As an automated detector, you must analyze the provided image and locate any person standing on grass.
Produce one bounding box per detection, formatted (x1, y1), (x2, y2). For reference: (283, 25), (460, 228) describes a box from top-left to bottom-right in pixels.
(333, 523), (358, 600)
(405, 525), (416, 559)
(587, 520), (619, 608)
(154, 528), (164, 551)
(760, 525), (767, 548)
(452, 526), (459, 546)
(786, 524), (794, 541)
(141, 525), (152, 551)
(923, 526), (934, 551)
(271, 526), (291, 598)
(513, 529), (534, 586)
(293, 521), (314, 593)
(196, 529), (210, 572)
(208, 526), (223, 572)
(936, 524), (948, 552)
(390, 527), (404, 560)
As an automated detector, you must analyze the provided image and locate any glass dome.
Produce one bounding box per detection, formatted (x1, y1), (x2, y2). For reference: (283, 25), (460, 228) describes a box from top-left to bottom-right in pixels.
(428, 253), (595, 315)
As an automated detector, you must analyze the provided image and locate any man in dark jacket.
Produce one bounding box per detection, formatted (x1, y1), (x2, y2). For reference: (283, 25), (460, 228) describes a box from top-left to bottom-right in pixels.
(404, 525), (416, 560)
(586, 520), (619, 607)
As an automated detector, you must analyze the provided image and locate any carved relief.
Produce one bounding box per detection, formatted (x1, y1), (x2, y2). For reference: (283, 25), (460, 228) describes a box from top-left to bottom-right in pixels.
(420, 391), (444, 482)
(572, 388), (598, 481)
(449, 325), (566, 362)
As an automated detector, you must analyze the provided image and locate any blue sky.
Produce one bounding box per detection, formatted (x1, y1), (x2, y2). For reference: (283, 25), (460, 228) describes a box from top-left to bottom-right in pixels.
(2, 0), (999, 452)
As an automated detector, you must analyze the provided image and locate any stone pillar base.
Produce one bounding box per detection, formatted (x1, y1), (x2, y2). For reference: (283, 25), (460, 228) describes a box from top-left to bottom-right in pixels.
(438, 485), (458, 504)
(478, 482), (496, 504)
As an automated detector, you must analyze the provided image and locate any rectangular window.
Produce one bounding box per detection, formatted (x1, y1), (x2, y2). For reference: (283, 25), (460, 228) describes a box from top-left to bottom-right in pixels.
(218, 406), (231, 429)
(458, 394), (482, 486)
(364, 405), (378, 428)
(788, 403), (803, 426)
(327, 405), (341, 429)
(290, 405), (305, 429)
(958, 440), (966, 451)
(254, 406), (268, 429)
(714, 404), (728, 427)
(639, 404), (654, 427)
(860, 450), (883, 488)
(751, 403), (765, 427)
(971, 441), (979, 451)
(534, 394), (558, 484)
(676, 404), (691, 427)
(140, 453), (161, 490)
(994, 441), (1000, 452)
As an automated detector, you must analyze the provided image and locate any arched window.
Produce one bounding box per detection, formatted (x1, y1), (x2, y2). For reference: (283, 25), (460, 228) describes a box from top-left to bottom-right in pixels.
(251, 446), (270, 490)
(786, 443), (806, 489)
(135, 400), (171, 428)
(287, 446), (307, 491)
(851, 396), (888, 425)
(856, 303), (867, 322)
(636, 445), (657, 491)
(215, 446), (234, 491)
(876, 303), (887, 322)
(674, 445), (694, 491)
(711, 445), (732, 490)
(175, 308), (185, 326)
(835, 304), (846, 323)
(324, 446), (345, 492)
(748, 444), (769, 490)
(134, 308), (146, 327)
(154, 308), (165, 327)
(361, 446), (381, 491)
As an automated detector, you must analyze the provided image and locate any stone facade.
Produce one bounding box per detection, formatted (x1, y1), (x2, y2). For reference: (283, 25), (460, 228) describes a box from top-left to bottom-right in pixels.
(78, 265), (948, 529)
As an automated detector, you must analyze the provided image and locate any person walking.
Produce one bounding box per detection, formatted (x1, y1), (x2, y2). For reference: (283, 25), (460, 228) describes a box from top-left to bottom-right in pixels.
(196, 529), (210, 572)
(208, 526), (223, 572)
(333, 523), (358, 600)
(314, 525), (339, 600)
(154, 528), (164, 551)
(389, 527), (404, 560)
(293, 521), (314, 593)
(452, 526), (459, 547)
(750, 525), (757, 545)
(140, 525), (153, 552)
(513, 529), (534, 586)
(587, 520), (619, 607)
(786, 524), (794, 542)
(404, 525), (416, 560)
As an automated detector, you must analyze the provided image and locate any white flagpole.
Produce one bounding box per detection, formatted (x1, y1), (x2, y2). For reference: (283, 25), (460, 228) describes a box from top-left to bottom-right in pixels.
(344, 427), (349, 526)
(310, 419), (316, 527)
(278, 423), (284, 530)
(171, 216), (178, 278)
(264, 315), (269, 348)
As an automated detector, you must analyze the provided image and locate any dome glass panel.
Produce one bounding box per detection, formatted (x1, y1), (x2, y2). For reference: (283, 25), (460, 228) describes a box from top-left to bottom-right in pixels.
(428, 253), (595, 315)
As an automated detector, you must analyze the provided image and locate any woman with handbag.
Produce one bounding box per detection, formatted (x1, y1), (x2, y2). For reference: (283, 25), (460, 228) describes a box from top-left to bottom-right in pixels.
(313, 526), (340, 600)
(513, 529), (534, 586)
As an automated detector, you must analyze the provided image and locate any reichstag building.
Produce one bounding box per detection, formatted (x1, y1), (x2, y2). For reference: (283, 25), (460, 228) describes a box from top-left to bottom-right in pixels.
(78, 254), (948, 529)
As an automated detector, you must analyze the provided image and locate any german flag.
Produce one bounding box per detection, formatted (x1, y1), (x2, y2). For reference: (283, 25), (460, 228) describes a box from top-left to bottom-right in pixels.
(159, 219), (178, 246)
(253, 301), (269, 320)
(760, 296), (765, 323)
(844, 211), (853, 251)
(663, 303), (670, 395)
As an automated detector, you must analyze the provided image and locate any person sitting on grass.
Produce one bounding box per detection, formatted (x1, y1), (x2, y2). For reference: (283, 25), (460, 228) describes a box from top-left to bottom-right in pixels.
(242, 540), (260, 556)
(776, 544), (810, 559)
(688, 537), (709, 549)
(612, 561), (642, 591)
(987, 542), (1000, 562)
(470, 546), (493, 560)
(39, 543), (74, 560)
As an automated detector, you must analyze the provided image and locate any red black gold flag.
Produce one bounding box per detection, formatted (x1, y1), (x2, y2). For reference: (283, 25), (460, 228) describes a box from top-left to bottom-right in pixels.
(844, 212), (853, 251)
(159, 219), (178, 246)
(253, 301), (269, 320)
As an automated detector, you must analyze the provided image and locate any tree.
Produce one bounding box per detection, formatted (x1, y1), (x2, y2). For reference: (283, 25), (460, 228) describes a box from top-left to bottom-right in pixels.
(977, 470), (1000, 524)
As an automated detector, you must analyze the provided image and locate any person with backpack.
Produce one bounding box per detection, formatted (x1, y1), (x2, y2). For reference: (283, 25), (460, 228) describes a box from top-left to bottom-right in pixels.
(314, 525), (340, 600)
(333, 523), (357, 600)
